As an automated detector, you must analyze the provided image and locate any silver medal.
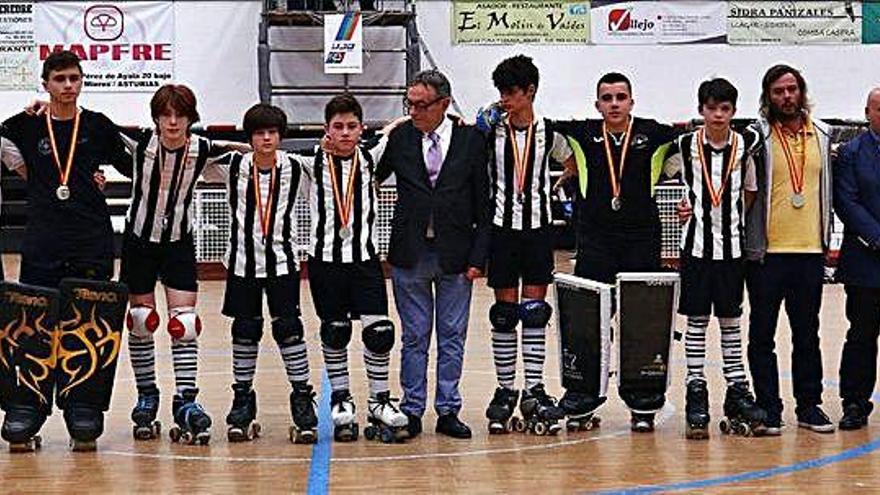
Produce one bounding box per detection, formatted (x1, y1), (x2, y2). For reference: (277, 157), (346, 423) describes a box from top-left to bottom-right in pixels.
(340, 226), (352, 240)
(611, 197), (622, 211)
(56, 184), (70, 201)
(791, 192), (805, 209)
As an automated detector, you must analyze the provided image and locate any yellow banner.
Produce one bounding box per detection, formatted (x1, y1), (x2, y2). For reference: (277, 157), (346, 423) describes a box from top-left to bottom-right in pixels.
(452, 1), (591, 44)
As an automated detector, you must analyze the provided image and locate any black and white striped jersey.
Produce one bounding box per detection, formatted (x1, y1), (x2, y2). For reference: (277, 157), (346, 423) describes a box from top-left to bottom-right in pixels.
(209, 150), (307, 278)
(304, 139), (386, 263)
(663, 127), (758, 260)
(489, 116), (572, 230)
(121, 129), (228, 243)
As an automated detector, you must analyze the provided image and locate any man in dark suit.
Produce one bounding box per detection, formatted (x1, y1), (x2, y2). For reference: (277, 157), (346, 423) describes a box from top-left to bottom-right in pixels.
(376, 69), (491, 439)
(835, 87), (880, 430)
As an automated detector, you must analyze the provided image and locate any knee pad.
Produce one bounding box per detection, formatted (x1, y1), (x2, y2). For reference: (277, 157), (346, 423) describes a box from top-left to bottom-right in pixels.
(272, 316), (304, 345)
(489, 302), (520, 332)
(232, 317), (264, 344)
(520, 300), (552, 328)
(167, 306), (202, 342)
(127, 306), (160, 339)
(362, 317), (395, 354)
(320, 320), (352, 349)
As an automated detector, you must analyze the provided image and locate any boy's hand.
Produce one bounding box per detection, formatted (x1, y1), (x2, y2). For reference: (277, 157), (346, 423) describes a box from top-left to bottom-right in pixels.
(24, 99), (49, 116)
(677, 198), (692, 225)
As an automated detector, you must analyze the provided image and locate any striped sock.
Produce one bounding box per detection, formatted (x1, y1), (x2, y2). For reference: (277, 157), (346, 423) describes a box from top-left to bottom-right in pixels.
(363, 348), (389, 397)
(719, 316), (748, 386)
(232, 338), (259, 385)
(321, 343), (350, 392)
(279, 339), (310, 385)
(521, 318), (546, 391)
(491, 328), (518, 390)
(171, 340), (199, 394)
(685, 315), (710, 384)
(128, 334), (157, 393)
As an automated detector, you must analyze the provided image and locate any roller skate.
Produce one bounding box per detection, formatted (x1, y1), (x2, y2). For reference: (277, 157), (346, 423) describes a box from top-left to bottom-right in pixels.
(2, 404), (47, 453)
(330, 389), (358, 442)
(131, 386), (161, 441)
(485, 387), (519, 434)
(64, 403), (104, 452)
(559, 390), (602, 432)
(515, 384), (563, 436)
(719, 382), (768, 437)
(684, 379), (710, 440)
(364, 391), (409, 443)
(289, 382), (318, 444)
(226, 383), (261, 442)
(169, 388), (212, 445)
(630, 412), (655, 433)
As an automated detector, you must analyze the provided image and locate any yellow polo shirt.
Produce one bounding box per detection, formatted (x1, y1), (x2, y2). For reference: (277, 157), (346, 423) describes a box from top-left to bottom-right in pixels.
(767, 119), (822, 253)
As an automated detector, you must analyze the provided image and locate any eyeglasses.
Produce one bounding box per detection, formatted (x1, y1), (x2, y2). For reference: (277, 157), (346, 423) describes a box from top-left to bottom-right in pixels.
(403, 96), (445, 111)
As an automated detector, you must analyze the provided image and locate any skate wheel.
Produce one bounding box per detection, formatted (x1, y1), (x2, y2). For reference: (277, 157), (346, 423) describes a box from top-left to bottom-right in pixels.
(548, 422), (562, 435)
(505, 418), (515, 433)
(288, 426), (295, 443)
(364, 425), (377, 441)
(380, 427), (394, 444)
(533, 422), (548, 436)
(351, 423), (359, 441)
(181, 431), (194, 444)
(742, 423), (753, 437)
(169, 426), (181, 443)
(197, 433), (211, 445)
(513, 417), (527, 433)
(719, 418), (731, 435)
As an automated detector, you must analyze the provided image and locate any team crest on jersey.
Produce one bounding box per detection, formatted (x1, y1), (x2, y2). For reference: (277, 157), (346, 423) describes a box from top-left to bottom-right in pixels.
(631, 133), (649, 149)
(37, 137), (51, 156)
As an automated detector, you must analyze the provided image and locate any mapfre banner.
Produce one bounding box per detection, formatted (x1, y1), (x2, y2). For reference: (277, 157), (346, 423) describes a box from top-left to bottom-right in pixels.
(35, 2), (174, 91)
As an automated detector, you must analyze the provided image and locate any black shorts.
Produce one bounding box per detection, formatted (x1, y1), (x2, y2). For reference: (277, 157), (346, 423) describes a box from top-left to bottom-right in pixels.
(574, 229), (661, 285)
(678, 255), (745, 318)
(19, 257), (113, 288)
(120, 233), (198, 295)
(487, 226), (555, 289)
(307, 257), (388, 320)
(222, 272), (301, 319)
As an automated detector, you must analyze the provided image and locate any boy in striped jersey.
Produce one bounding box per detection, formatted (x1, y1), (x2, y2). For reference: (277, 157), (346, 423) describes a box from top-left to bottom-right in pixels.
(479, 55), (575, 435)
(211, 104), (318, 444)
(120, 85), (247, 444)
(306, 94), (408, 442)
(661, 78), (767, 439)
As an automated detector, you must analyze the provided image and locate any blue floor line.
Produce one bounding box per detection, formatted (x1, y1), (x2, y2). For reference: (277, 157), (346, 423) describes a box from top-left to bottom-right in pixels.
(591, 437), (880, 495)
(306, 371), (333, 495)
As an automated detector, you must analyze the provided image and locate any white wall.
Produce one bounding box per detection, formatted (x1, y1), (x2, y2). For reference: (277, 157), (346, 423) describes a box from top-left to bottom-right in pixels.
(3, 1), (876, 126)
(0, 1), (261, 127)
(416, 2), (877, 123)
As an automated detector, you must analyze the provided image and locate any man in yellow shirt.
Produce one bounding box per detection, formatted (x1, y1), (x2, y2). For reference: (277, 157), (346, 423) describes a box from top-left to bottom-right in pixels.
(743, 64), (835, 435)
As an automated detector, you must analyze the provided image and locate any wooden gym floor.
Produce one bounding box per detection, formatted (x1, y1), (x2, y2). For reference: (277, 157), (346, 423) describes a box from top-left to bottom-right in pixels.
(0, 253), (878, 494)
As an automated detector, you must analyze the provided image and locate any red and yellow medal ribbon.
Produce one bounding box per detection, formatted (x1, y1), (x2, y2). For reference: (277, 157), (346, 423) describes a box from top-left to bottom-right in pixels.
(772, 122), (807, 196)
(602, 118), (633, 201)
(252, 154), (277, 242)
(696, 128), (739, 208)
(45, 108), (80, 188)
(327, 151), (359, 230)
(507, 119), (534, 197)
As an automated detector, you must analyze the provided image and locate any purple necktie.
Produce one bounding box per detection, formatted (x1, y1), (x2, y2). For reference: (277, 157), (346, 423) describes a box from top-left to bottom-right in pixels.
(426, 131), (442, 187)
